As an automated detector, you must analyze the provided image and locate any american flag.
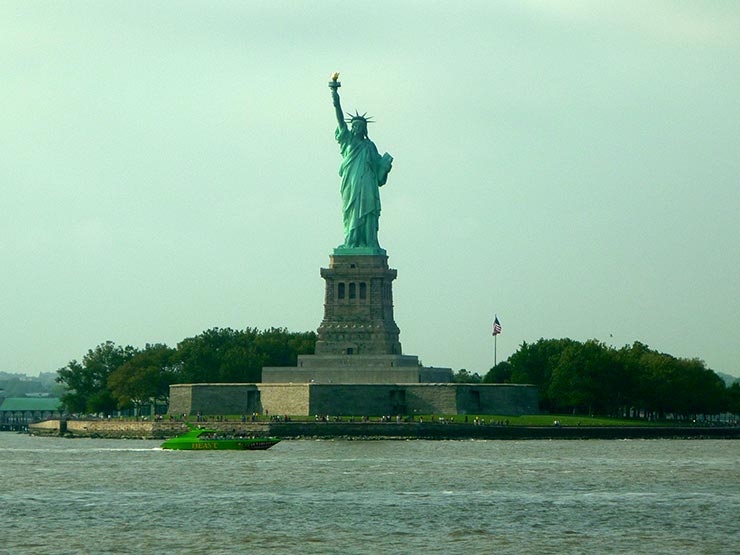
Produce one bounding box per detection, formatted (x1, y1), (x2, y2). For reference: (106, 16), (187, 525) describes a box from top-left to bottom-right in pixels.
(492, 316), (502, 336)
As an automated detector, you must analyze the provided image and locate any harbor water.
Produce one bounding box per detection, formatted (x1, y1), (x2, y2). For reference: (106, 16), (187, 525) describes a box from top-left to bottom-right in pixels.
(1, 434), (738, 555)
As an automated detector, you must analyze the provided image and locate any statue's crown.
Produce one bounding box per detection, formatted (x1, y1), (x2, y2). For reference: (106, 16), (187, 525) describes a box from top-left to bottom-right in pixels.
(345, 110), (373, 125)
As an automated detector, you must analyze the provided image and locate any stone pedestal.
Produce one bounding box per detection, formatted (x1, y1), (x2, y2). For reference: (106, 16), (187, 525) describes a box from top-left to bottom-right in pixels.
(315, 254), (401, 356)
(262, 253), (453, 385)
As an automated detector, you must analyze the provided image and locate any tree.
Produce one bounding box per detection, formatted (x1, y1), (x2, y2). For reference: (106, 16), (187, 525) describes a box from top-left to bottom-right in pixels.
(483, 361), (512, 383)
(257, 327), (316, 367)
(175, 327), (255, 383)
(175, 327), (316, 383)
(727, 383), (740, 416)
(57, 341), (138, 414)
(493, 338), (730, 419)
(619, 343), (727, 419)
(453, 369), (482, 383)
(548, 340), (623, 415)
(615, 341), (652, 414)
(108, 344), (178, 410)
(507, 338), (578, 410)
(667, 358), (725, 418)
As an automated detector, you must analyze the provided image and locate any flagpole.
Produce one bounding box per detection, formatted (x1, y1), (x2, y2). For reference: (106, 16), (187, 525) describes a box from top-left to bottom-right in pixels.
(494, 333), (497, 367)
(492, 315), (501, 369)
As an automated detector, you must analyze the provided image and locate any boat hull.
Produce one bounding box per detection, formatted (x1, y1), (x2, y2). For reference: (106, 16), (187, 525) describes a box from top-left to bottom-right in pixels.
(160, 425), (280, 450)
(161, 438), (280, 450)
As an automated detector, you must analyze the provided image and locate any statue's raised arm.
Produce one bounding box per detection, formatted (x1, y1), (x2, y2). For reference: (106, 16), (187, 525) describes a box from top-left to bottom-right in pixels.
(329, 72), (346, 130)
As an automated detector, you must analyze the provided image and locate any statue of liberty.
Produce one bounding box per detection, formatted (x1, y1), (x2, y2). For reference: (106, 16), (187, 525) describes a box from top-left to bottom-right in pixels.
(329, 73), (393, 253)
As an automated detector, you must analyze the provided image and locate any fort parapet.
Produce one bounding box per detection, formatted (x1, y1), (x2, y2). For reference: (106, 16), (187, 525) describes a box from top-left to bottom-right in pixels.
(168, 382), (539, 418)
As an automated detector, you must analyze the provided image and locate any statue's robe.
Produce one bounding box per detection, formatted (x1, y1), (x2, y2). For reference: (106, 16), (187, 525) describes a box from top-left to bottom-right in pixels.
(336, 126), (392, 248)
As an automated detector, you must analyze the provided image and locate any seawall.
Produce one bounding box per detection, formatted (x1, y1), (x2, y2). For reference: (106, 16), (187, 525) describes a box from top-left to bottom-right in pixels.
(29, 419), (185, 439)
(28, 419), (740, 440)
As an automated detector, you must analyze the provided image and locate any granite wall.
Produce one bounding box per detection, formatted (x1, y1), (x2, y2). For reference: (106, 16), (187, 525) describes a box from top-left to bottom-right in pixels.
(168, 383), (539, 417)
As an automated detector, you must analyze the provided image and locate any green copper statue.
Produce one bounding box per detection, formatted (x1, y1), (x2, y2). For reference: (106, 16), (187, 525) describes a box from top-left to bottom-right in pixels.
(329, 73), (393, 254)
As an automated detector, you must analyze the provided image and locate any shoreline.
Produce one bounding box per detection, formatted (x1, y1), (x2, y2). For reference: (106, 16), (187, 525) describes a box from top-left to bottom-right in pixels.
(27, 419), (740, 440)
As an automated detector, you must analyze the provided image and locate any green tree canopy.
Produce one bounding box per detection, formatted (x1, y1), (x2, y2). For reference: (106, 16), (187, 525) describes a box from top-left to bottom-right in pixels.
(56, 327), (317, 414)
(506, 338), (578, 410)
(727, 383), (740, 415)
(483, 361), (512, 383)
(57, 341), (138, 414)
(108, 343), (178, 409)
(484, 338), (733, 418)
(548, 340), (623, 415)
(175, 327), (316, 384)
(453, 369), (482, 383)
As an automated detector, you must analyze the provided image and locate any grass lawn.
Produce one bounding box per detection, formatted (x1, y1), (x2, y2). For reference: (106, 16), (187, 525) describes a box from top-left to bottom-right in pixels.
(460, 415), (662, 427)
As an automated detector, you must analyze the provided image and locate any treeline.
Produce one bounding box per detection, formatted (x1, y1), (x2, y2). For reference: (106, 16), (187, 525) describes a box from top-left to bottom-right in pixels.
(56, 330), (739, 419)
(483, 339), (740, 418)
(0, 372), (61, 397)
(56, 327), (315, 414)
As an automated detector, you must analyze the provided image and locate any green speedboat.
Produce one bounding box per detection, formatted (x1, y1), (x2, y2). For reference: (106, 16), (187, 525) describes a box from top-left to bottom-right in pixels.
(161, 424), (280, 450)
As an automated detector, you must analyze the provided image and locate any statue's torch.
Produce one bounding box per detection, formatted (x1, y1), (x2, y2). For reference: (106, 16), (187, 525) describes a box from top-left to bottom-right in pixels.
(329, 72), (341, 90)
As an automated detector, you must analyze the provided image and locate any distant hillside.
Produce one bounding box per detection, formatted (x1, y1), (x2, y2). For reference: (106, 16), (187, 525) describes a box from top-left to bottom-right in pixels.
(715, 371), (740, 387)
(0, 372), (60, 397)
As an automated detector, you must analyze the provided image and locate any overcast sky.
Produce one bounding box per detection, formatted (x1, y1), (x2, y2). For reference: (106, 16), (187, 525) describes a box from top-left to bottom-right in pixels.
(2, 1), (739, 378)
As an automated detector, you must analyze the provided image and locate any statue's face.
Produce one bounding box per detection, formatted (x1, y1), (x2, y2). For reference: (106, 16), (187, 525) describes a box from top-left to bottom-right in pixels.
(351, 119), (367, 137)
